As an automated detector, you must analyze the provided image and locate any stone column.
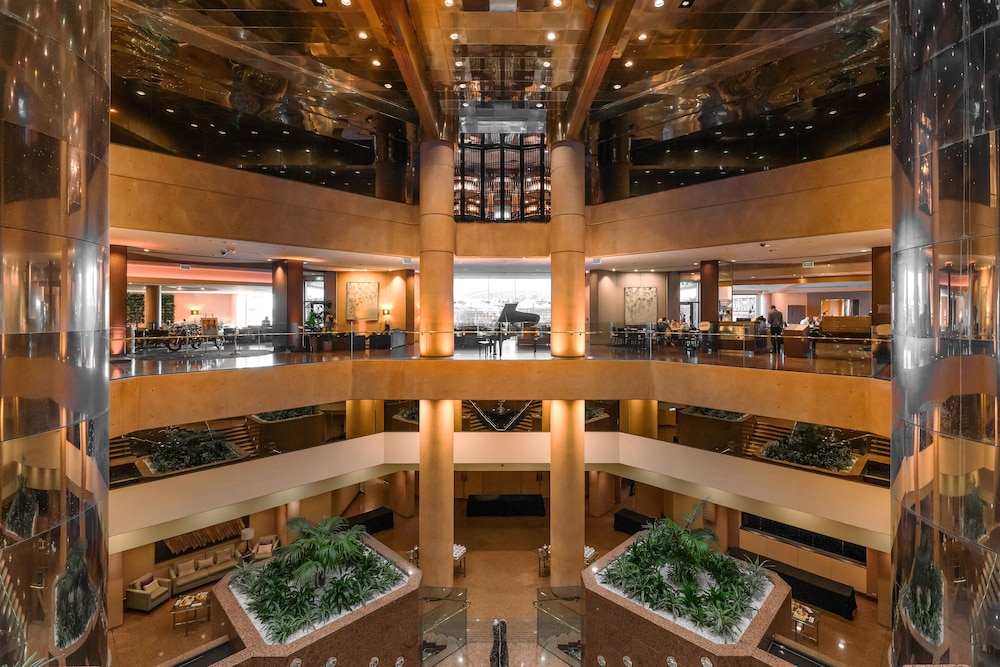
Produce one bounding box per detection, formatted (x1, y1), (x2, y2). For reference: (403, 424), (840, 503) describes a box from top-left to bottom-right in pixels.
(419, 399), (455, 587)
(110, 245), (128, 355)
(550, 141), (586, 358)
(419, 141), (455, 357)
(0, 0), (110, 660)
(871, 245), (890, 327)
(346, 400), (379, 438)
(144, 284), (162, 327)
(891, 2), (1000, 661)
(699, 260), (720, 324)
(272, 259), (304, 351)
(550, 399), (585, 587)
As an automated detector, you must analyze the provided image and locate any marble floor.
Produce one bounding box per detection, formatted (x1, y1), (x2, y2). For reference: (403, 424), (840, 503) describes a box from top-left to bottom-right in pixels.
(108, 491), (891, 667)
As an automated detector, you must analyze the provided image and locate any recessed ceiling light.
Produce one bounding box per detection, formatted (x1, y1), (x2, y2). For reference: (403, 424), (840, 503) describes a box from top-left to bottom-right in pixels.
(384, 83), (392, 88)
(312, 0), (325, 5)
(542, 61), (551, 68)
(536, 102), (544, 108)
(373, 59), (381, 66)
(462, 102), (470, 107)
(358, 31), (368, 39)
(624, 60), (633, 67)
(143, 248), (150, 252)
(340, 0), (350, 5)
(135, 90), (146, 96)
(778, 132), (786, 137)
(637, 33), (647, 41)
(829, 109), (838, 115)
(538, 83), (546, 89)
(679, 0), (693, 6)
(110, 107), (118, 113)
(858, 91), (867, 97)
(444, 0), (453, 5)
(552, 0), (562, 5)
(165, 108), (174, 113)
(459, 83), (467, 89)
(190, 123), (198, 128)
(613, 83), (622, 89)
(455, 60), (463, 67)
(547, 31), (556, 41)
(805, 124), (813, 129)
(450, 32), (459, 40)
(654, 0), (664, 6)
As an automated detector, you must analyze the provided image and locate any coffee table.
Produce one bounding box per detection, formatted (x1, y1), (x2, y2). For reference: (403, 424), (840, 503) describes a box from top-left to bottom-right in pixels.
(171, 591), (211, 633)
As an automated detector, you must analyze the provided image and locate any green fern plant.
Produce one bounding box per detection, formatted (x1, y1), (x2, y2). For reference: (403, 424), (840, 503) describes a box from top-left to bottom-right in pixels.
(2, 652), (60, 667)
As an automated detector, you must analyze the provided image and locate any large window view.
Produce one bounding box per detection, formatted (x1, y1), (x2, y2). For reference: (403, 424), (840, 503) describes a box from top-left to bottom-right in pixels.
(454, 275), (551, 328)
(454, 134), (549, 222)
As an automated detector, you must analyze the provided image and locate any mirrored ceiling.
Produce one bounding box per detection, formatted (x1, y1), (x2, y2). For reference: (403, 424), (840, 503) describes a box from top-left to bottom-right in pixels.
(109, 0), (889, 203)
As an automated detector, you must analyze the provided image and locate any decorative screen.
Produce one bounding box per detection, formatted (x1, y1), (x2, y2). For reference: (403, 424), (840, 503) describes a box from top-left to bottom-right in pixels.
(454, 133), (549, 222)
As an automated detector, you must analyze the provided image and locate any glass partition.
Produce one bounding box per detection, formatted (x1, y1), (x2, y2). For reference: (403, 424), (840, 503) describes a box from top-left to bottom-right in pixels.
(535, 586), (584, 667)
(421, 587), (469, 667)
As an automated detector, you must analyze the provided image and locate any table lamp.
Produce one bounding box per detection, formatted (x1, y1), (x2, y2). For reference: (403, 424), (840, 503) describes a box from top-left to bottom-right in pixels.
(241, 527), (255, 556)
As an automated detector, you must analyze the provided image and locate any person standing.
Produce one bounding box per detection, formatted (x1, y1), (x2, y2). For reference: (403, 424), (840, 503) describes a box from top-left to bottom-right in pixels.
(767, 305), (785, 354)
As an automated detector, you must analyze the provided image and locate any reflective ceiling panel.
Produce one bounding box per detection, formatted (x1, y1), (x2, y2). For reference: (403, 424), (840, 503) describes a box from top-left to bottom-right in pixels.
(108, 0), (889, 201)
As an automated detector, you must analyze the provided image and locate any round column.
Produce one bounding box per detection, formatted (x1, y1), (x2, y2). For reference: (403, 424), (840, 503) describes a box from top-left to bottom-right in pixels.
(144, 284), (162, 327)
(418, 399), (455, 587)
(550, 399), (585, 587)
(550, 141), (586, 358)
(419, 140), (455, 357)
(0, 1), (110, 662)
(891, 2), (1000, 664)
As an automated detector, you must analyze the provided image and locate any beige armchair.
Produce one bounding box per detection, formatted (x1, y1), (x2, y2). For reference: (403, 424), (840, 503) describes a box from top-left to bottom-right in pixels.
(252, 534), (279, 561)
(125, 572), (171, 611)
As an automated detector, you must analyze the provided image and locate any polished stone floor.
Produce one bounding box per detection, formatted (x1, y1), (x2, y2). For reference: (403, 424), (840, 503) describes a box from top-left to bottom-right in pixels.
(109, 489), (891, 667)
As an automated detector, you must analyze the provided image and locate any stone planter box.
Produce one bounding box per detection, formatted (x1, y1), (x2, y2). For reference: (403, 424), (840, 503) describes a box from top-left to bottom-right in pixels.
(211, 535), (421, 667)
(249, 412), (326, 453)
(136, 442), (247, 478)
(676, 409), (756, 456)
(753, 435), (869, 478)
(583, 532), (792, 667)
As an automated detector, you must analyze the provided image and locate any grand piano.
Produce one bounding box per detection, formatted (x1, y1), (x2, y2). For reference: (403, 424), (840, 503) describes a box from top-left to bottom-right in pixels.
(496, 303), (540, 329)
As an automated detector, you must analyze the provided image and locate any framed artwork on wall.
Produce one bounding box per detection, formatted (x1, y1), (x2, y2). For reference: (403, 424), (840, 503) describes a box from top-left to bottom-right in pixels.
(624, 286), (657, 326)
(346, 282), (379, 321)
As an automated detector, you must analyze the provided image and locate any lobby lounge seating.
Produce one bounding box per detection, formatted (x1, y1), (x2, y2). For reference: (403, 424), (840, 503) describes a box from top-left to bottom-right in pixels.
(252, 534), (279, 561)
(168, 543), (240, 596)
(369, 328), (406, 349)
(125, 572), (171, 611)
(330, 332), (366, 351)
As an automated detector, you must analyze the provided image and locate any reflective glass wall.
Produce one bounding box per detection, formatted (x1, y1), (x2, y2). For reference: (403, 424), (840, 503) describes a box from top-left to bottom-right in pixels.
(1, 1), (111, 664)
(892, 2), (1000, 664)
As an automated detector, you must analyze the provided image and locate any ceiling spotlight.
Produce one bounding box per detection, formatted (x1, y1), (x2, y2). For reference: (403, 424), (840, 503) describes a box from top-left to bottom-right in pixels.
(624, 60), (633, 67)
(311, 0), (325, 4)
(340, 0), (350, 5)
(450, 32), (459, 40)
(542, 61), (551, 68)
(384, 82), (392, 88)
(536, 102), (544, 108)
(373, 59), (381, 66)
(358, 31), (368, 39)
(547, 31), (556, 41)
(455, 60), (463, 67)
(552, 0), (562, 5)
(613, 83), (622, 89)
(654, 0), (664, 6)
(637, 33), (647, 41)
(459, 83), (467, 89)
(444, 0), (453, 5)
(679, 0), (693, 6)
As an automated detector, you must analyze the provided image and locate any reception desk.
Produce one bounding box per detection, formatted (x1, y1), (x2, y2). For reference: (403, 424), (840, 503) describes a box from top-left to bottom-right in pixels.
(466, 494), (546, 517)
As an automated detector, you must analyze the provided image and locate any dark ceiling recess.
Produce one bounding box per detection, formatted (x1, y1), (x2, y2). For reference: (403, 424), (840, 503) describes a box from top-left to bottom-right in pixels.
(462, 0), (490, 10)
